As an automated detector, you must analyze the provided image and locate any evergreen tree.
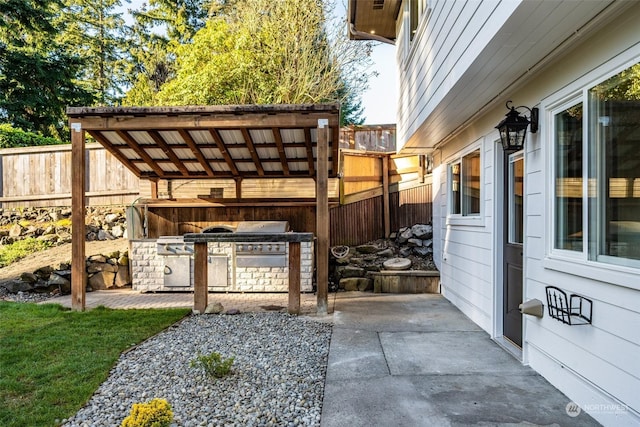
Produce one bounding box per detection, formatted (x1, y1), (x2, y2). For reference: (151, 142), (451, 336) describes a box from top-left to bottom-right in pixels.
(59, 0), (130, 105)
(122, 0), (218, 105)
(0, 0), (94, 139)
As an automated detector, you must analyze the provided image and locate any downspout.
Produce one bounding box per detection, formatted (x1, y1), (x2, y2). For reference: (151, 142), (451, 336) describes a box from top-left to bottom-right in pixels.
(349, 23), (395, 46)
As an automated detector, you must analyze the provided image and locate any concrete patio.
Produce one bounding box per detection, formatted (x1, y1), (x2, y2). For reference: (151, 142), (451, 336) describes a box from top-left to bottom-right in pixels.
(46, 290), (601, 426)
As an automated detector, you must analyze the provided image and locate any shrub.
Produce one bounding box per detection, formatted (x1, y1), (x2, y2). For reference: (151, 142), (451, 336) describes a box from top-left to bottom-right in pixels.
(0, 124), (64, 148)
(120, 398), (173, 427)
(190, 351), (234, 379)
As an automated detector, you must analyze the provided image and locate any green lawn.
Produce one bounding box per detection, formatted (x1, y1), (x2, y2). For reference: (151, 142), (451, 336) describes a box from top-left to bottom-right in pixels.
(0, 302), (190, 427)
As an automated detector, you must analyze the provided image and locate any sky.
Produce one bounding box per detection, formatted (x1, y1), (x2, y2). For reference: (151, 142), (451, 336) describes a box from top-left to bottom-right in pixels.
(118, 1), (398, 125)
(361, 43), (397, 124)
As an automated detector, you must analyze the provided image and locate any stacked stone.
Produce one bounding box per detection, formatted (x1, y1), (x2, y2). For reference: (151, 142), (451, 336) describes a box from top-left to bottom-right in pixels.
(0, 206), (127, 246)
(0, 251), (131, 296)
(330, 223), (435, 291)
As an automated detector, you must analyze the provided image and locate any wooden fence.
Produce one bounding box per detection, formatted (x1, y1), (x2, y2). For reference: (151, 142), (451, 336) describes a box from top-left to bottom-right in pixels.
(0, 143), (140, 208)
(0, 144), (433, 246)
(330, 180), (432, 246)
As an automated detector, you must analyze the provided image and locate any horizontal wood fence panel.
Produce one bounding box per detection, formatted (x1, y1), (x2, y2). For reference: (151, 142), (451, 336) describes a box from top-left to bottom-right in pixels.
(0, 144), (140, 208)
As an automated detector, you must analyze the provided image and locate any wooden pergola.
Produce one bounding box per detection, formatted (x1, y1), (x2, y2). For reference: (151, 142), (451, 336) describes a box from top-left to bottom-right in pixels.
(66, 104), (340, 314)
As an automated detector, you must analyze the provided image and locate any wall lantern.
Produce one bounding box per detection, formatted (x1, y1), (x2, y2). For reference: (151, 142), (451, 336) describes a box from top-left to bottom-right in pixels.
(495, 101), (539, 153)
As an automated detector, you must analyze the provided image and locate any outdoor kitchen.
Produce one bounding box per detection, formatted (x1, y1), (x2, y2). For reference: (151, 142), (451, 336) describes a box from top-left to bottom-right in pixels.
(130, 220), (314, 293)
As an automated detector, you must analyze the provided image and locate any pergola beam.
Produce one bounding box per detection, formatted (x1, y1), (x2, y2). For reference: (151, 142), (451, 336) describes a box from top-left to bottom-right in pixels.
(241, 128), (265, 176)
(178, 129), (216, 177)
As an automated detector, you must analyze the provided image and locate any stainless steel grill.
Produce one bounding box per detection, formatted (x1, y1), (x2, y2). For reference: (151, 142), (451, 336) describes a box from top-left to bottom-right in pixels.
(234, 221), (290, 267)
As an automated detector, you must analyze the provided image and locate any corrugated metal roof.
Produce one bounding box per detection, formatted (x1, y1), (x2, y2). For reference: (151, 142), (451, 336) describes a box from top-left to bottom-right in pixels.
(66, 104), (340, 180)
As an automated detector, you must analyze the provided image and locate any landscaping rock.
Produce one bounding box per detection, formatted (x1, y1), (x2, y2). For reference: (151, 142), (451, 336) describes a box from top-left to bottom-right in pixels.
(205, 302), (224, 314)
(355, 244), (380, 254)
(376, 248), (394, 257)
(413, 246), (433, 256)
(89, 271), (116, 290)
(34, 266), (54, 280)
(87, 262), (118, 274)
(20, 272), (39, 284)
(329, 223), (438, 288)
(114, 267), (130, 288)
(111, 225), (125, 238)
(48, 272), (71, 294)
(9, 223), (23, 237)
(2, 280), (34, 293)
(407, 238), (422, 247)
(412, 223), (433, 239)
(88, 255), (107, 263)
(397, 227), (413, 244)
(338, 265), (365, 279)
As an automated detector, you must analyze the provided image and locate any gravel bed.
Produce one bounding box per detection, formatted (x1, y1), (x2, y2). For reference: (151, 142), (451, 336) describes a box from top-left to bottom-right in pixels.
(61, 312), (332, 427)
(0, 287), (55, 303)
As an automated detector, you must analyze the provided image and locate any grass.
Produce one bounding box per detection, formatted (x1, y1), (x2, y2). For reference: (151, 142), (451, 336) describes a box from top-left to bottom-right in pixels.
(0, 302), (190, 427)
(0, 238), (53, 267)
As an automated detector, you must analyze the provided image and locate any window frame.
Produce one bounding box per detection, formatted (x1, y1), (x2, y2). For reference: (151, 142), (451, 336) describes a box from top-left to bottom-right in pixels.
(446, 143), (484, 227)
(544, 51), (640, 290)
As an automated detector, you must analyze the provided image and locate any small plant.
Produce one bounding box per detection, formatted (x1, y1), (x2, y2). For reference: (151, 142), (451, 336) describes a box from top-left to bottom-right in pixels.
(120, 398), (173, 427)
(190, 351), (235, 379)
(0, 237), (52, 267)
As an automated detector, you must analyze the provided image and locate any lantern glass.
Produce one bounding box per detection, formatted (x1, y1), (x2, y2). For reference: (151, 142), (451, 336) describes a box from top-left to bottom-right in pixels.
(496, 107), (530, 153)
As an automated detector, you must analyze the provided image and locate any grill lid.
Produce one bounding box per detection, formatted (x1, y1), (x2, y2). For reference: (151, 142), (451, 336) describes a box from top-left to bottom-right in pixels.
(235, 221), (290, 233)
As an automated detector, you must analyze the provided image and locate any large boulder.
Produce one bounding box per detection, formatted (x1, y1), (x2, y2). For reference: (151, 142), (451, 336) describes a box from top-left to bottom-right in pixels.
(412, 224), (433, 239)
(48, 272), (71, 294)
(114, 267), (130, 287)
(88, 271), (116, 290)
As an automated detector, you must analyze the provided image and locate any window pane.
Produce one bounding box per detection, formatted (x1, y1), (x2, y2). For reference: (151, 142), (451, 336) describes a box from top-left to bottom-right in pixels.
(462, 151), (481, 215)
(510, 157), (524, 244)
(451, 162), (461, 214)
(410, 0), (419, 41)
(554, 103), (583, 251)
(589, 63), (640, 262)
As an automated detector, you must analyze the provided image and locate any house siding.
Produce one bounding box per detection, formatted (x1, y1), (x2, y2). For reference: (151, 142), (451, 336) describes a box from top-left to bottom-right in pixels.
(435, 136), (495, 333)
(398, 1), (640, 425)
(397, 0), (518, 150)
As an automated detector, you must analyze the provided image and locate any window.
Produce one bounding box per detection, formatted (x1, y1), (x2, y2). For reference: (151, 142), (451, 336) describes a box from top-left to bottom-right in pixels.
(553, 61), (640, 267)
(409, 0), (430, 42)
(449, 149), (481, 216)
(589, 63), (640, 266)
(554, 102), (583, 251)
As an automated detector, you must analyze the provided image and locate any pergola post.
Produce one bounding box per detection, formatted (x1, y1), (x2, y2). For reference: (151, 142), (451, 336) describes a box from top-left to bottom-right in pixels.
(193, 242), (208, 313)
(288, 241), (301, 315)
(316, 119), (329, 315)
(382, 155), (390, 238)
(71, 122), (86, 311)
